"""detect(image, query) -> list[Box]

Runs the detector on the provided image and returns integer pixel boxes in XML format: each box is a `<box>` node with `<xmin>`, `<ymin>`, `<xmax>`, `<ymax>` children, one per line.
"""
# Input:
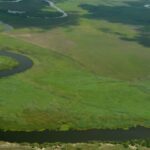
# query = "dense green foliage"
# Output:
<box><xmin>0</xmin><ymin>55</ymin><xmax>18</xmax><ymax>71</ymax></box>
<box><xmin>0</xmin><ymin>0</ymin><xmax>149</xmax><ymax>131</ymax></box>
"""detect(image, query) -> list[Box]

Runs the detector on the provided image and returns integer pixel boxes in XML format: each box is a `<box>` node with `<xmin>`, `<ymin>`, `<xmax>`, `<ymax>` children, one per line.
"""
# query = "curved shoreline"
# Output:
<box><xmin>0</xmin><ymin>126</ymin><xmax>150</xmax><ymax>143</ymax></box>
<box><xmin>0</xmin><ymin>51</ymin><xmax>33</xmax><ymax>77</ymax></box>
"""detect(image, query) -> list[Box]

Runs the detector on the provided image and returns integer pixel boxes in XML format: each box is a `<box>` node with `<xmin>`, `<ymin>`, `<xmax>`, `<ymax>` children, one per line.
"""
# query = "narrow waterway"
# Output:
<box><xmin>0</xmin><ymin>126</ymin><xmax>150</xmax><ymax>143</ymax></box>
<box><xmin>0</xmin><ymin>51</ymin><xmax>33</xmax><ymax>77</ymax></box>
<box><xmin>43</xmin><ymin>0</ymin><xmax>68</xmax><ymax>18</ymax></box>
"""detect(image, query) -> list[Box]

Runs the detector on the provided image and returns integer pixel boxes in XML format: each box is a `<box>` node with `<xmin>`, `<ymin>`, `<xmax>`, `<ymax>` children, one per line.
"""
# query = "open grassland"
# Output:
<box><xmin>7</xmin><ymin>0</ymin><xmax>150</xmax><ymax>80</ymax></box>
<box><xmin>0</xmin><ymin>0</ymin><xmax>149</xmax><ymax>131</ymax></box>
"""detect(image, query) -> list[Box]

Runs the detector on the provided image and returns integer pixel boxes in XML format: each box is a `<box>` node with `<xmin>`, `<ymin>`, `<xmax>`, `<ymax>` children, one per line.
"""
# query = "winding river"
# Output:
<box><xmin>0</xmin><ymin>0</ymin><xmax>68</xmax><ymax>18</ymax></box>
<box><xmin>43</xmin><ymin>0</ymin><xmax>68</xmax><ymax>18</ymax></box>
<box><xmin>0</xmin><ymin>0</ymin><xmax>68</xmax><ymax>30</ymax></box>
<box><xmin>0</xmin><ymin>51</ymin><xmax>33</xmax><ymax>77</ymax></box>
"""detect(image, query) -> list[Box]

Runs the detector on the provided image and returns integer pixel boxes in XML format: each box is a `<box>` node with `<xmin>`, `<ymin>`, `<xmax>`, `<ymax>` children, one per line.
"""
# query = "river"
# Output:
<box><xmin>0</xmin><ymin>126</ymin><xmax>150</xmax><ymax>143</ymax></box>
<box><xmin>0</xmin><ymin>51</ymin><xmax>33</xmax><ymax>78</ymax></box>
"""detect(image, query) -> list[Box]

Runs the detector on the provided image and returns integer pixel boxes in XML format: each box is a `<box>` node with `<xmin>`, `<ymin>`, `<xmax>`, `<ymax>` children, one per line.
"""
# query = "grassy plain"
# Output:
<box><xmin>0</xmin><ymin>0</ymin><xmax>149</xmax><ymax>131</ymax></box>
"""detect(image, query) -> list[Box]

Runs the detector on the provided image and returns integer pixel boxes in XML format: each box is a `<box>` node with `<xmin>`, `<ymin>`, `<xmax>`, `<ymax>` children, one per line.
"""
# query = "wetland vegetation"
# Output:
<box><xmin>0</xmin><ymin>0</ymin><xmax>149</xmax><ymax>145</ymax></box>
<box><xmin>0</xmin><ymin>55</ymin><xmax>18</xmax><ymax>71</ymax></box>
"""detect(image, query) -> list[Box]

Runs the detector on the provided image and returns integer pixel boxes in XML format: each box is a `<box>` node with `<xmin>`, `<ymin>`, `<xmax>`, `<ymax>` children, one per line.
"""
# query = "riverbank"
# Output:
<box><xmin>0</xmin><ymin>141</ymin><xmax>149</xmax><ymax>150</ymax></box>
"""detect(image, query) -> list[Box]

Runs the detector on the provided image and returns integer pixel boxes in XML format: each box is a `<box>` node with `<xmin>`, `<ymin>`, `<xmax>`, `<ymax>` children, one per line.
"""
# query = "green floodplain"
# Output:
<box><xmin>0</xmin><ymin>0</ymin><xmax>149</xmax><ymax>131</ymax></box>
